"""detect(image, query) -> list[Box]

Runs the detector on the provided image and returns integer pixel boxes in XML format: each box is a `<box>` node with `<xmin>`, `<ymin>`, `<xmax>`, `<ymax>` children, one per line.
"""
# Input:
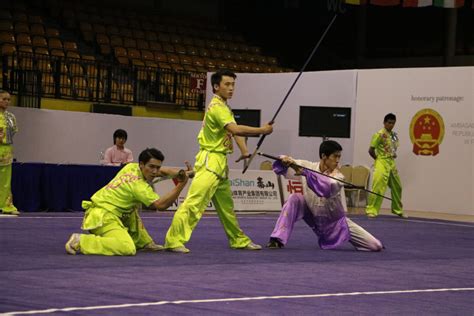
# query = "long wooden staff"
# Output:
<box><xmin>242</xmin><ymin>13</ymin><xmax>338</xmax><ymax>174</ymax></box>
<box><xmin>258</xmin><ymin>152</ymin><xmax>392</xmax><ymax>201</ymax></box>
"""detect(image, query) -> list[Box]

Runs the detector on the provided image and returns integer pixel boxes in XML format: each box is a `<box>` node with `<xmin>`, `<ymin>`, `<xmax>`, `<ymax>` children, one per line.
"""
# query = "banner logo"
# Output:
<box><xmin>190</xmin><ymin>73</ymin><xmax>207</xmax><ymax>94</ymax></box>
<box><xmin>409</xmin><ymin>108</ymin><xmax>444</xmax><ymax>156</ymax></box>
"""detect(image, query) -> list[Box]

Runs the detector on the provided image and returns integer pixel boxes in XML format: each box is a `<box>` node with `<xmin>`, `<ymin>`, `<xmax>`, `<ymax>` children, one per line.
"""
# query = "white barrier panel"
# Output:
<box><xmin>353</xmin><ymin>67</ymin><xmax>474</xmax><ymax>215</ymax></box>
<box><xmin>154</xmin><ymin>169</ymin><xmax>282</xmax><ymax>211</ymax></box>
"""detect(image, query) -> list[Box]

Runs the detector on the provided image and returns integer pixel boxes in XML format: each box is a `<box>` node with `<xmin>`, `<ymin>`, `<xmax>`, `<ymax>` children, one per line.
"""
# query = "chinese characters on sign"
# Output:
<box><xmin>155</xmin><ymin>169</ymin><xmax>282</xmax><ymax>211</ymax></box>
<box><xmin>231</xmin><ymin>175</ymin><xmax>279</xmax><ymax>206</ymax></box>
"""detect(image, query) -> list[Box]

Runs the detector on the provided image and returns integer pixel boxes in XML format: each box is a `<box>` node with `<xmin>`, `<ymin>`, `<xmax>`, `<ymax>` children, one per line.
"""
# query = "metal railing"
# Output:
<box><xmin>1</xmin><ymin>52</ymin><xmax>206</xmax><ymax>110</ymax></box>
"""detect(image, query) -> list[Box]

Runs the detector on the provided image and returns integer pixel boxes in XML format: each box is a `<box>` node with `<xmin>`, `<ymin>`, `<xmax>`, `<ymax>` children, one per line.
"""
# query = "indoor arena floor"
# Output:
<box><xmin>1</xmin><ymin>212</ymin><xmax>473</xmax><ymax>315</ymax></box>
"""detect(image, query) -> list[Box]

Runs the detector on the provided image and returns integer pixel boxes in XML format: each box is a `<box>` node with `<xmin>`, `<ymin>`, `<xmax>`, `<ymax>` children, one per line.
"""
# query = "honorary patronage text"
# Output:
<box><xmin>411</xmin><ymin>95</ymin><xmax>464</xmax><ymax>103</ymax></box>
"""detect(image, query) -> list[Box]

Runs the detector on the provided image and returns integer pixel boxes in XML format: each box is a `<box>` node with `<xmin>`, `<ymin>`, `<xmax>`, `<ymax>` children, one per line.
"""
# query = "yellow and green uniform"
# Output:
<box><xmin>366</xmin><ymin>128</ymin><xmax>403</xmax><ymax>217</ymax></box>
<box><xmin>0</xmin><ymin>110</ymin><xmax>18</xmax><ymax>214</ymax></box>
<box><xmin>78</xmin><ymin>163</ymin><xmax>160</xmax><ymax>255</ymax></box>
<box><xmin>164</xmin><ymin>94</ymin><xmax>252</xmax><ymax>249</ymax></box>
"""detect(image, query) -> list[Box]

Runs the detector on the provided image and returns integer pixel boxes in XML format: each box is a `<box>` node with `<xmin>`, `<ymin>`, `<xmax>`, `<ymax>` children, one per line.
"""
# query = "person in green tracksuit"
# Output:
<box><xmin>65</xmin><ymin>148</ymin><xmax>190</xmax><ymax>255</ymax></box>
<box><xmin>164</xmin><ymin>69</ymin><xmax>274</xmax><ymax>253</ymax></box>
<box><xmin>366</xmin><ymin>113</ymin><xmax>407</xmax><ymax>219</ymax></box>
<box><xmin>0</xmin><ymin>90</ymin><xmax>19</xmax><ymax>216</ymax></box>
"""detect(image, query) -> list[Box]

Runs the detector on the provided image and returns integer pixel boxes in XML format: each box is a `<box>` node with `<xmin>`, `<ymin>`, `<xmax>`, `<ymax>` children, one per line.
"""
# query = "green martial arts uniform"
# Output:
<box><xmin>366</xmin><ymin>128</ymin><xmax>404</xmax><ymax>217</ymax></box>
<box><xmin>164</xmin><ymin>94</ymin><xmax>251</xmax><ymax>249</ymax></box>
<box><xmin>0</xmin><ymin>110</ymin><xmax>18</xmax><ymax>214</ymax></box>
<box><xmin>78</xmin><ymin>163</ymin><xmax>160</xmax><ymax>255</ymax></box>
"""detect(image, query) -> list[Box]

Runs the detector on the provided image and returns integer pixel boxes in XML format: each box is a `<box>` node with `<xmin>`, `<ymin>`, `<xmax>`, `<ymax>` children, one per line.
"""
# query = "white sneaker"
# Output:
<box><xmin>167</xmin><ymin>246</ymin><xmax>190</xmax><ymax>254</ymax></box>
<box><xmin>1</xmin><ymin>209</ymin><xmax>20</xmax><ymax>216</ymax></box>
<box><xmin>65</xmin><ymin>233</ymin><xmax>81</xmax><ymax>255</ymax></box>
<box><xmin>243</xmin><ymin>242</ymin><xmax>262</xmax><ymax>250</ymax></box>
<box><xmin>140</xmin><ymin>242</ymin><xmax>165</xmax><ymax>252</ymax></box>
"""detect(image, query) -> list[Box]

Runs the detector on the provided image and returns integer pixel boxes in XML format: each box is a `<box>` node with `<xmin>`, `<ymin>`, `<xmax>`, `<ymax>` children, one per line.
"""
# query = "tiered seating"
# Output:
<box><xmin>53</xmin><ymin>4</ymin><xmax>286</xmax><ymax>74</ymax></box>
<box><xmin>1</xmin><ymin>0</ymin><xmax>291</xmax><ymax>108</ymax></box>
<box><xmin>0</xmin><ymin>13</ymin><xmax>82</xmax><ymax>57</ymax></box>
<box><xmin>0</xmin><ymin>3</ymin><xmax>98</xmax><ymax>99</ymax></box>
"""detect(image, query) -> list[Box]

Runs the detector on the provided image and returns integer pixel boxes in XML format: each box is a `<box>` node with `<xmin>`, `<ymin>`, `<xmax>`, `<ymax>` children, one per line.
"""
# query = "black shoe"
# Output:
<box><xmin>266</xmin><ymin>237</ymin><xmax>284</xmax><ymax>249</ymax></box>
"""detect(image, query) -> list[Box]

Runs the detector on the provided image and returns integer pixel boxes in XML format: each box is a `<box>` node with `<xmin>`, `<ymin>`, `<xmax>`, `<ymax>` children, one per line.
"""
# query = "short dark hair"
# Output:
<box><xmin>319</xmin><ymin>140</ymin><xmax>342</xmax><ymax>159</ymax></box>
<box><xmin>211</xmin><ymin>69</ymin><xmax>236</xmax><ymax>93</ymax></box>
<box><xmin>384</xmin><ymin>113</ymin><xmax>396</xmax><ymax>122</ymax></box>
<box><xmin>113</xmin><ymin>129</ymin><xmax>128</xmax><ymax>144</ymax></box>
<box><xmin>139</xmin><ymin>148</ymin><xmax>165</xmax><ymax>164</ymax></box>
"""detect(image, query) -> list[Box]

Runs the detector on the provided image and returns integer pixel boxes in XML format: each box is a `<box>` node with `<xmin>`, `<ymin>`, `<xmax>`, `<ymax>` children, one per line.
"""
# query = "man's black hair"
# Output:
<box><xmin>113</xmin><ymin>129</ymin><xmax>128</xmax><ymax>144</ymax></box>
<box><xmin>319</xmin><ymin>140</ymin><xmax>342</xmax><ymax>159</ymax></box>
<box><xmin>384</xmin><ymin>113</ymin><xmax>396</xmax><ymax>123</ymax></box>
<box><xmin>211</xmin><ymin>69</ymin><xmax>236</xmax><ymax>93</ymax></box>
<box><xmin>138</xmin><ymin>148</ymin><xmax>165</xmax><ymax>164</ymax></box>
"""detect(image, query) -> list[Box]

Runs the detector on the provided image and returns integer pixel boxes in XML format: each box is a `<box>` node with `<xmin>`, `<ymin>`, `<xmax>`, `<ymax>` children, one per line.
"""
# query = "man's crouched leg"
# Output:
<box><xmin>78</xmin><ymin>230</ymin><xmax>137</xmax><ymax>256</ymax></box>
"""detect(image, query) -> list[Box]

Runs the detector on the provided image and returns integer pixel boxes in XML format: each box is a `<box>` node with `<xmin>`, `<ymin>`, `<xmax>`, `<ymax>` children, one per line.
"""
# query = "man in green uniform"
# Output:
<box><xmin>65</xmin><ymin>148</ymin><xmax>189</xmax><ymax>255</ymax></box>
<box><xmin>164</xmin><ymin>69</ymin><xmax>273</xmax><ymax>253</ymax></box>
<box><xmin>0</xmin><ymin>90</ymin><xmax>19</xmax><ymax>215</ymax></box>
<box><xmin>366</xmin><ymin>113</ymin><xmax>407</xmax><ymax>218</ymax></box>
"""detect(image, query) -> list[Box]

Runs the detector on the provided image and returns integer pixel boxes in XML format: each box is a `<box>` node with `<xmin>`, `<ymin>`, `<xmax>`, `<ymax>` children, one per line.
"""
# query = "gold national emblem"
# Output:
<box><xmin>409</xmin><ymin>108</ymin><xmax>444</xmax><ymax>156</ymax></box>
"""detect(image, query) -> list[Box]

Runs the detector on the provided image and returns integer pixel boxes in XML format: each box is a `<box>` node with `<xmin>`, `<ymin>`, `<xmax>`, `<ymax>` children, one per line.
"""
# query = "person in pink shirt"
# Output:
<box><xmin>103</xmin><ymin>129</ymin><xmax>134</xmax><ymax>166</ymax></box>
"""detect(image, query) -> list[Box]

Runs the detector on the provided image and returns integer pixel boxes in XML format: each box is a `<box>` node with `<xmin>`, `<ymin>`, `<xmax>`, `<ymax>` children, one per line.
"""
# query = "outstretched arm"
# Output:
<box><xmin>152</xmin><ymin>177</ymin><xmax>188</xmax><ymax>211</ymax></box>
<box><xmin>158</xmin><ymin>166</ymin><xmax>181</xmax><ymax>177</ymax></box>
<box><xmin>157</xmin><ymin>161</ymin><xmax>194</xmax><ymax>180</ymax></box>
<box><xmin>225</xmin><ymin>122</ymin><xmax>273</xmax><ymax>137</ymax></box>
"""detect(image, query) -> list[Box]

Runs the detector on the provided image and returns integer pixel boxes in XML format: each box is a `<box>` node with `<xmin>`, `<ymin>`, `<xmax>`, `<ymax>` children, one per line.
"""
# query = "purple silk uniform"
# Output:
<box><xmin>271</xmin><ymin>160</ymin><xmax>351</xmax><ymax>249</ymax></box>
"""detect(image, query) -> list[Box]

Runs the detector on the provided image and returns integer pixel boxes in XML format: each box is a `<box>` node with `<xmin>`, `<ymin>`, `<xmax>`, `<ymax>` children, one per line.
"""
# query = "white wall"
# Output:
<box><xmin>10</xmin><ymin>107</ymin><xmax>202</xmax><ymax>167</ymax></box>
<box><xmin>353</xmin><ymin>67</ymin><xmax>473</xmax><ymax>215</ymax></box>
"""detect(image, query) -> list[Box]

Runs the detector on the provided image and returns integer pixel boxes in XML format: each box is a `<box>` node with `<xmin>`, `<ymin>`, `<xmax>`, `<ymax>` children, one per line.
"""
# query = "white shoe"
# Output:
<box><xmin>140</xmin><ymin>242</ymin><xmax>165</xmax><ymax>252</ymax></box>
<box><xmin>167</xmin><ymin>246</ymin><xmax>190</xmax><ymax>253</ymax></box>
<box><xmin>243</xmin><ymin>242</ymin><xmax>262</xmax><ymax>250</ymax></box>
<box><xmin>1</xmin><ymin>209</ymin><xmax>20</xmax><ymax>216</ymax></box>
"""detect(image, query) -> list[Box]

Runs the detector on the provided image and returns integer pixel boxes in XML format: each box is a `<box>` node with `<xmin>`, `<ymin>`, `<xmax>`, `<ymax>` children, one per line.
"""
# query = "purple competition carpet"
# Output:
<box><xmin>1</xmin><ymin>212</ymin><xmax>473</xmax><ymax>315</ymax></box>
